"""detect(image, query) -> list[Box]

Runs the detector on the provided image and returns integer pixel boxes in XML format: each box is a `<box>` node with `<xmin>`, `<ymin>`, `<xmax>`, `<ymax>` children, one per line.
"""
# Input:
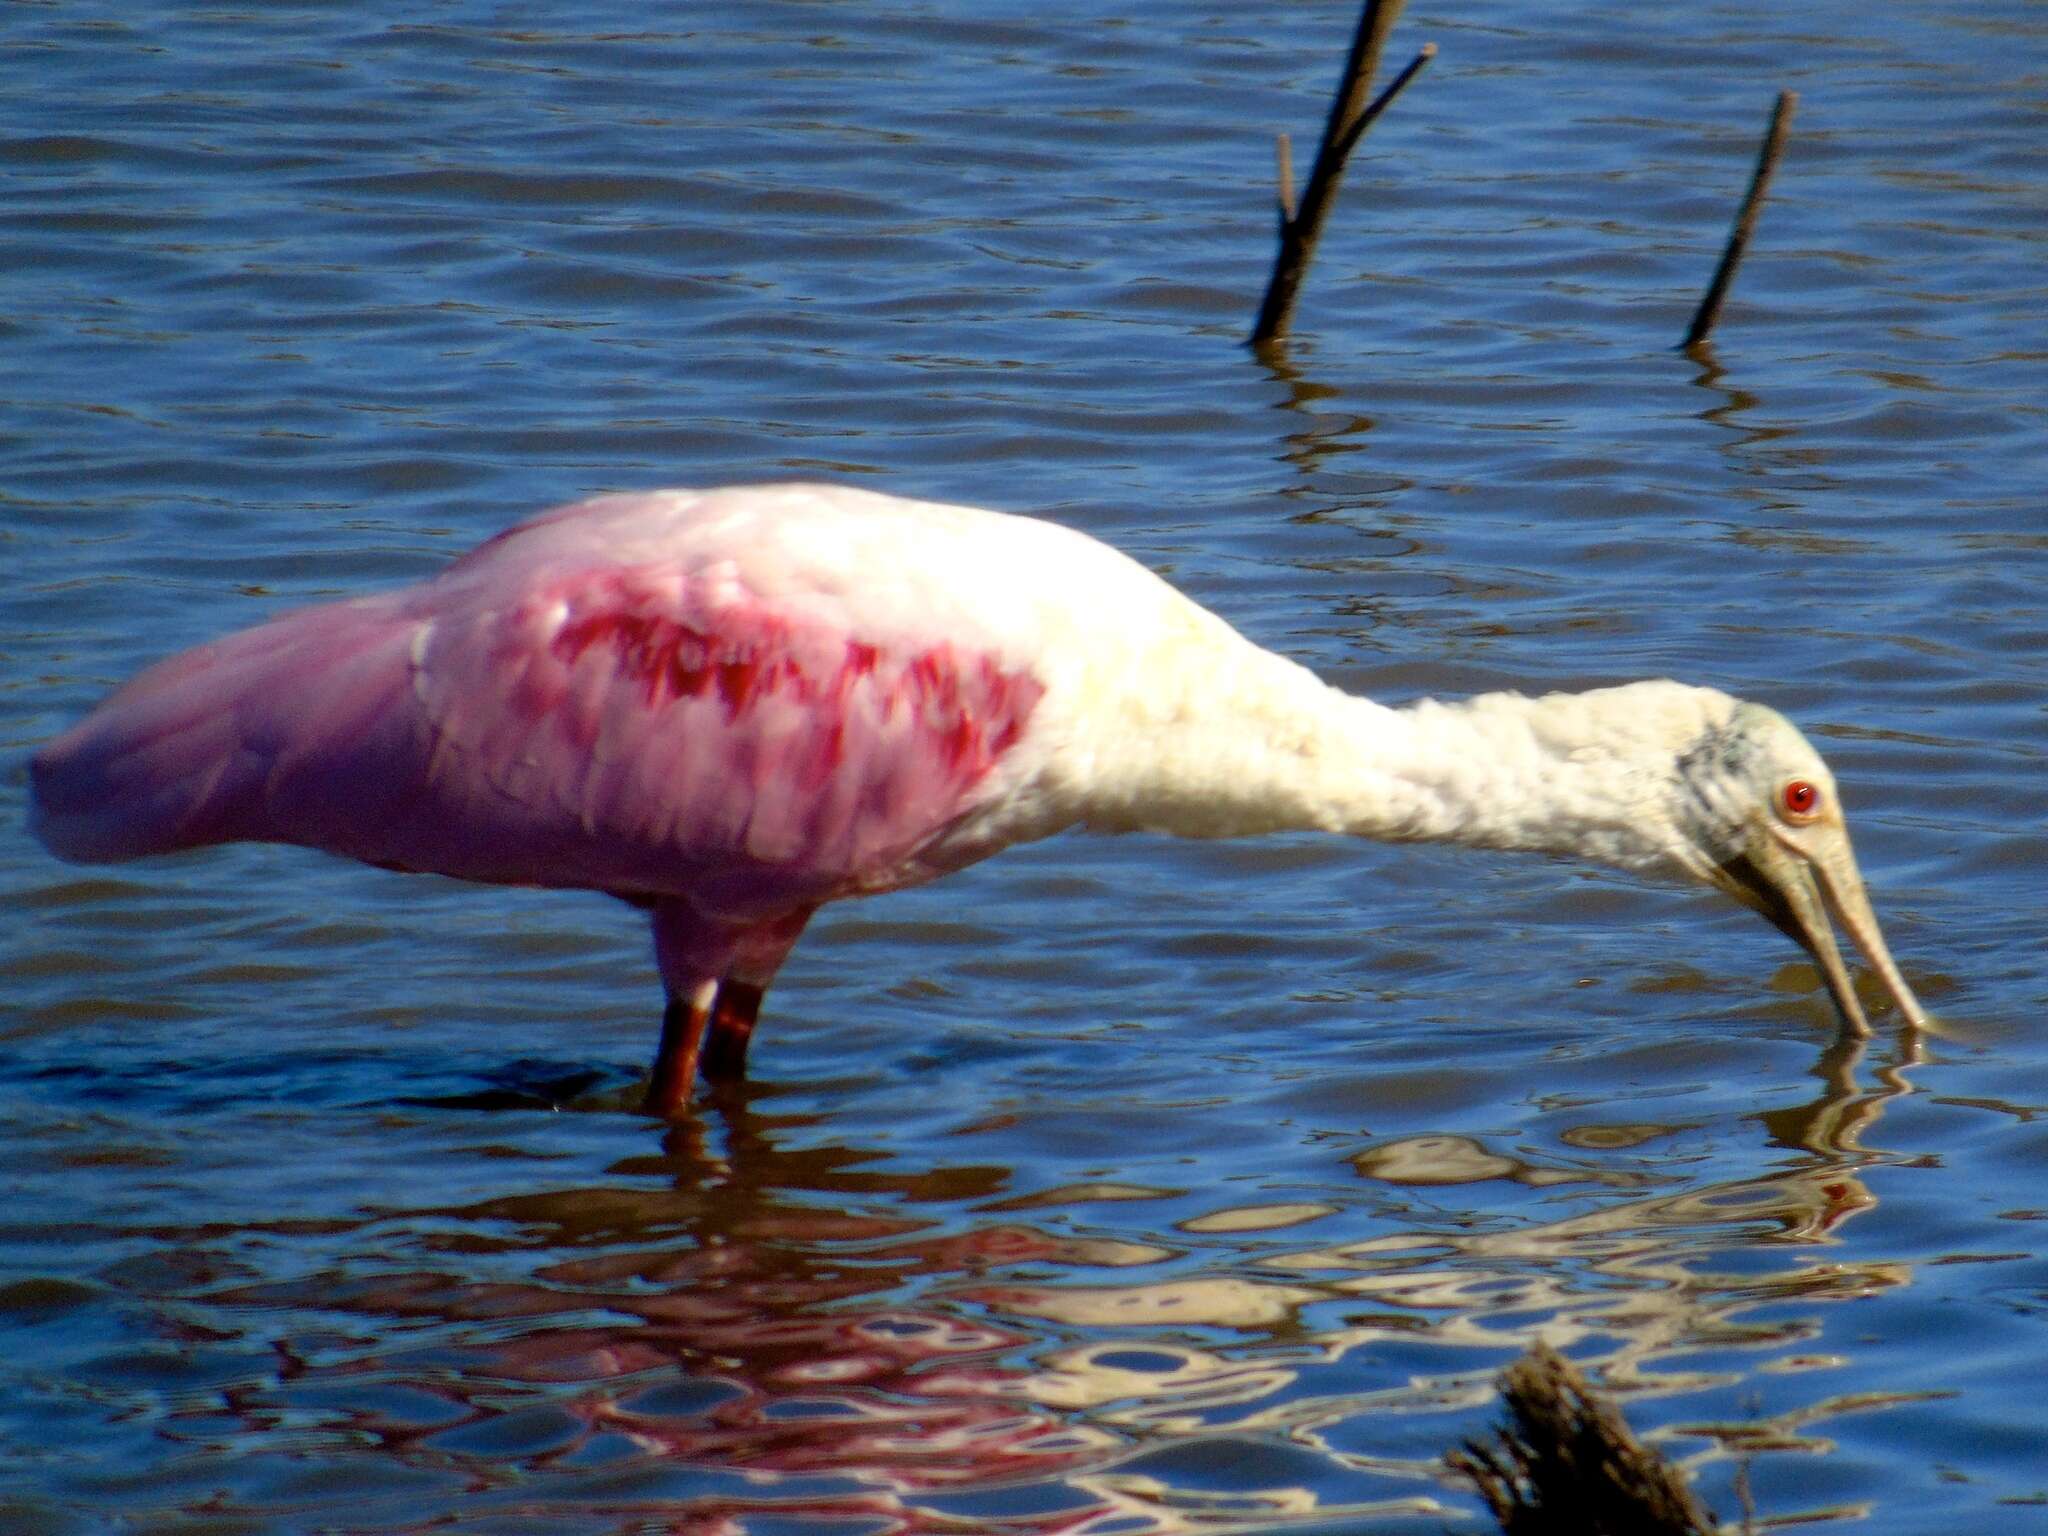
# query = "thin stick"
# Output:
<box><xmin>1682</xmin><ymin>90</ymin><xmax>1797</xmax><ymax>350</ymax></box>
<box><xmin>1275</xmin><ymin>132</ymin><xmax>1296</xmax><ymax>225</ymax></box>
<box><xmin>1332</xmin><ymin>43</ymin><xmax>1435</xmax><ymax>164</ymax></box>
<box><xmin>1250</xmin><ymin>0</ymin><xmax>1432</xmax><ymax>348</ymax></box>
<box><xmin>1251</xmin><ymin>42</ymin><xmax>1432</xmax><ymax>345</ymax></box>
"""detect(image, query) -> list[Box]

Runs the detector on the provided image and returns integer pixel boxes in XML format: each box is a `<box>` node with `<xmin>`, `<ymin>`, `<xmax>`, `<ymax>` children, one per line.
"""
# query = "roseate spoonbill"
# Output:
<box><xmin>30</xmin><ymin>483</ymin><xmax>1927</xmax><ymax>1113</ymax></box>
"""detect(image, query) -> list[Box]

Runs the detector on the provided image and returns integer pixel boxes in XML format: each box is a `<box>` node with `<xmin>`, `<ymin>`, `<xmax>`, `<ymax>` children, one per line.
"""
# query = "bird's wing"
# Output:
<box><xmin>33</xmin><ymin>546</ymin><xmax>1045</xmax><ymax>917</ymax></box>
<box><xmin>395</xmin><ymin>554</ymin><xmax>1046</xmax><ymax>911</ymax></box>
<box><xmin>34</xmin><ymin>485</ymin><xmax>1187</xmax><ymax>904</ymax></box>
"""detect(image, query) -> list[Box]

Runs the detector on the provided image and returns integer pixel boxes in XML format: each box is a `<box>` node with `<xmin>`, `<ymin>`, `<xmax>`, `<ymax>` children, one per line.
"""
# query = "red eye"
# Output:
<box><xmin>1782</xmin><ymin>779</ymin><xmax>1821</xmax><ymax>819</ymax></box>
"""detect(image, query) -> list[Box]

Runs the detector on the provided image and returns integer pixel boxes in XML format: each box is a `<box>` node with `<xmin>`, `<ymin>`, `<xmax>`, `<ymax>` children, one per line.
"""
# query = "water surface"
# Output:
<box><xmin>4</xmin><ymin>3</ymin><xmax>2045</xmax><ymax>1531</ymax></box>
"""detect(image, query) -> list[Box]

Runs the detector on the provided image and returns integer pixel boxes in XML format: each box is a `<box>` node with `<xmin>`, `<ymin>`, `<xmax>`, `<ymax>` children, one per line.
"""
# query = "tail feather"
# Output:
<box><xmin>30</xmin><ymin>597</ymin><xmax>419</xmax><ymax>865</ymax></box>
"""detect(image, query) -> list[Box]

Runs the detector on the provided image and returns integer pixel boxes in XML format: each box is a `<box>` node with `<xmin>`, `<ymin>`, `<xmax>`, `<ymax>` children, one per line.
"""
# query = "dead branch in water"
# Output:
<box><xmin>1249</xmin><ymin>0</ymin><xmax>1433</xmax><ymax>349</ymax></box>
<box><xmin>1448</xmin><ymin>1343</ymin><xmax>1718</xmax><ymax>1536</ymax></box>
<box><xmin>1683</xmin><ymin>90</ymin><xmax>1798</xmax><ymax>350</ymax></box>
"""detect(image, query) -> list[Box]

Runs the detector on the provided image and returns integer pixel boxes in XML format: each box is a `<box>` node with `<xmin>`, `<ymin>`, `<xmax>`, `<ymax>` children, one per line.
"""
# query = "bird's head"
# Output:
<box><xmin>1662</xmin><ymin>698</ymin><xmax>1926</xmax><ymax>1035</ymax></box>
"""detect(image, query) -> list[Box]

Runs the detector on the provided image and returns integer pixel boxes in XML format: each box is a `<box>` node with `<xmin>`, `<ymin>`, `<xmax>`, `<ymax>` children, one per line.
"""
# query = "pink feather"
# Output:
<box><xmin>32</xmin><ymin>487</ymin><xmax>1048</xmax><ymax>1105</ymax></box>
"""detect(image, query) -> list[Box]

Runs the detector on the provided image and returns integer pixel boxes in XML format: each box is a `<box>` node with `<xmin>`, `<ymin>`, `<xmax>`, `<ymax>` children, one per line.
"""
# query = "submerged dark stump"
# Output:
<box><xmin>1449</xmin><ymin>1343</ymin><xmax>1717</xmax><ymax>1536</ymax></box>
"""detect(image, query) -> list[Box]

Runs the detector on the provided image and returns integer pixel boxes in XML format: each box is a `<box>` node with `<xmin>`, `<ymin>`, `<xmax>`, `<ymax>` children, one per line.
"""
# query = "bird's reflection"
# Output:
<box><xmin>195</xmin><ymin>1029</ymin><xmax>1931</xmax><ymax>1533</ymax></box>
<box><xmin>1761</xmin><ymin>1019</ymin><xmax>1924</xmax><ymax>1159</ymax></box>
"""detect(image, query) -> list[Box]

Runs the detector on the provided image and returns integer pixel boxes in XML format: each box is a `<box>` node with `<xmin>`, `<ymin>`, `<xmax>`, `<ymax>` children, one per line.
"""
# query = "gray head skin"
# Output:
<box><xmin>1667</xmin><ymin>700</ymin><xmax>1926</xmax><ymax>1035</ymax></box>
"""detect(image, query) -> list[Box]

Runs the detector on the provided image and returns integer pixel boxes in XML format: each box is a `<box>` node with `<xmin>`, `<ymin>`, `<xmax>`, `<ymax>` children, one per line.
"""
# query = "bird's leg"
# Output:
<box><xmin>644</xmin><ymin>978</ymin><xmax>717</xmax><ymax>1118</ymax></box>
<box><xmin>702</xmin><ymin>980</ymin><xmax>766</xmax><ymax>1080</ymax></box>
<box><xmin>701</xmin><ymin>905</ymin><xmax>815</xmax><ymax>1083</ymax></box>
<box><xmin>644</xmin><ymin>900</ymin><xmax>812</xmax><ymax>1101</ymax></box>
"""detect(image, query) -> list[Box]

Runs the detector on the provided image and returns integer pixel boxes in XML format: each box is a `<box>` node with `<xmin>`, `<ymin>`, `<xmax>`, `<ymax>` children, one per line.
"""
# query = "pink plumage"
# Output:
<box><xmin>33</xmin><ymin>484</ymin><xmax>1067</xmax><ymax>1111</ymax></box>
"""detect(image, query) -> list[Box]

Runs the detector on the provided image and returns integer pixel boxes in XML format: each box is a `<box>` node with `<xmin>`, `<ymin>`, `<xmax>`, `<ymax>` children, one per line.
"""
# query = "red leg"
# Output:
<box><xmin>644</xmin><ymin>979</ymin><xmax>715</xmax><ymax>1118</ymax></box>
<box><xmin>703</xmin><ymin>906</ymin><xmax>816</xmax><ymax>1082</ymax></box>
<box><xmin>644</xmin><ymin>901</ymin><xmax>739</xmax><ymax>1115</ymax></box>
<box><xmin>643</xmin><ymin>899</ymin><xmax>815</xmax><ymax>1105</ymax></box>
<box><xmin>702</xmin><ymin>980</ymin><xmax>765</xmax><ymax>1080</ymax></box>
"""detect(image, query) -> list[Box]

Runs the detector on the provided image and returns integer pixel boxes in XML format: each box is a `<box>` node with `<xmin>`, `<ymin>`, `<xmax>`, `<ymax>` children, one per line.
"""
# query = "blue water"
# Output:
<box><xmin>4</xmin><ymin>3</ymin><xmax>2045</xmax><ymax>1531</ymax></box>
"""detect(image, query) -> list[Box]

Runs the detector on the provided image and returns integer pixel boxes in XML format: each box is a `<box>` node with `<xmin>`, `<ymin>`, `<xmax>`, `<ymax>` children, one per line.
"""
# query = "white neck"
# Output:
<box><xmin>1079</xmin><ymin>651</ymin><xmax>1736</xmax><ymax>877</ymax></box>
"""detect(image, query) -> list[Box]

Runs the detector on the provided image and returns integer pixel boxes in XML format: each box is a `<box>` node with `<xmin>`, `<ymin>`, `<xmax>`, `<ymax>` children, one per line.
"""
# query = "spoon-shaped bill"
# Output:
<box><xmin>1714</xmin><ymin>820</ymin><xmax>1926</xmax><ymax>1035</ymax></box>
